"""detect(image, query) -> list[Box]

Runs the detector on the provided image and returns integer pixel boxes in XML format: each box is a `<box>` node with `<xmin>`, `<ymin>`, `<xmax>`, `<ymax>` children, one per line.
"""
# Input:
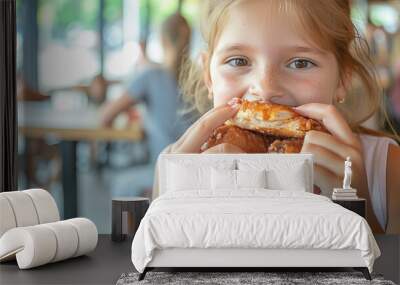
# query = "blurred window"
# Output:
<box><xmin>181</xmin><ymin>0</ymin><xmax>203</xmax><ymax>58</ymax></box>
<box><xmin>104</xmin><ymin>0</ymin><xmax>140</xmax><ymax>79</ymax></box>
<box><xmin>16</xmin><ymin>0</ymin><xmax>24</xmax><ymax>72</ymax></box>
<box><xmin>370</xmin><ymin>4</ymin><xmax>399</xmax><ymax>34</ymax></box>
<box><xmin>38</xmin><ymin>0</ymin><xmax>100</xmax><ymax>90</ymax></box>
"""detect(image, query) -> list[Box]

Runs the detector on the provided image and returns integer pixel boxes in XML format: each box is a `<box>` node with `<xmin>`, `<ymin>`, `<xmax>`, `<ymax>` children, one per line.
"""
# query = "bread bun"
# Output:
<box><xmin>226</xmin><ymin>99</ymin><xmax>326</xmax><ymax>138</ymax></box>
<box><xmin>201</xmin><ymin>99</ymin><xmax>326</xmax><ymax>153</ymax></box>
<box><xmin>200</xmin><ymin>125</ymin><xmax>270</xmax><ymax>153</ymax></box>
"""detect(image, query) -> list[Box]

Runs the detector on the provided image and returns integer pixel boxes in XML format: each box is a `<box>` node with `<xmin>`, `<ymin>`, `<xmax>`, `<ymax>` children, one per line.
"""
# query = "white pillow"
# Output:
<box><xmin>211</xmin><ymin>168</ymin><xmax>236</xmax><ymax>190</ymax></box>
<box><xmin>266</xmin><ymin>162</ymin><xmax>308</xmax><ymax>191</ymax></box>
<box><xmin>211</xmin><ymin>169</ymin><xmax>267</xmax><ymax>190</ymax></box>
<box><xmin>160</xmin><ymin>155</ymin><xmax>238</xmax><ymax>194</ymax></box>
<box><xmin>167</xmin><ymin>162</ymin><xmax>211</xmax><ymax>191</ymax></box>
<box><xmin>237</xmin><ymin>156</ymin><xmax>311</xmax><ymax>192</ymax></box>
<box><xmin>236</xmin><ymin>169</ymin><xmax>267</xmax><ymax>189</ymax></box>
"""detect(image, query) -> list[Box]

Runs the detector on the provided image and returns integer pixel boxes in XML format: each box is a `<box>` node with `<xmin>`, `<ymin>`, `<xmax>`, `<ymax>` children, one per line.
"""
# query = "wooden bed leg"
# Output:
<box><xmin>138</xmin><ymin>268</ymin><xmax>148</xmax><ymax>281</ymax></box>
<box><xmin>354</xmin><ymin>267</ymin><xmax>371</xmax><ymax>280</ymax></box>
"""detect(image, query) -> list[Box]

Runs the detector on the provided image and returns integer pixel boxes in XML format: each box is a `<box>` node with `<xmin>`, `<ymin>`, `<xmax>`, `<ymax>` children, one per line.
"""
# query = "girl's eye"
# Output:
<box><xmin>287</xmin><ymin>59</ymin><xmax>315</xmax><ymax>69</ymax></box>
<box><xmin>226</xmin><ymin>57</ymin><xmax>249</xmax><ymax>67</ymax></box>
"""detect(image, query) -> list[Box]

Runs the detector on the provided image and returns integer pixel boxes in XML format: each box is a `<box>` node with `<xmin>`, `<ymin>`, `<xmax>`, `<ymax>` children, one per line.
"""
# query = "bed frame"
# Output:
<box><xmin>138</xmin><ymin>248</ymin><xmax>371</xmax><ymax>281</ymax></box>
<box><xmin>138</xmin><ymin>154</ymin><xmax>372</xmax><ymax>281</ymax></box>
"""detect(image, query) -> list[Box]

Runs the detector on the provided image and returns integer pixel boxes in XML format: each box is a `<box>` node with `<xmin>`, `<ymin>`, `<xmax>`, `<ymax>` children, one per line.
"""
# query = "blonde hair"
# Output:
<box><xmin>179</xmin><ymin>0</ymin><xmax>394</xmax><ymax>134</ymax></box>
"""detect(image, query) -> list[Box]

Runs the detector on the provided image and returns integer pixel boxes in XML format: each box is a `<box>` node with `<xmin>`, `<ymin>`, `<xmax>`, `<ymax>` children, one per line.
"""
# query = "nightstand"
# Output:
<box><xmin>332</xmin><ymin>198</ymin><xmax>366</xmax><ymax>218</ymax></box>
<box><xmin>112</xmin><ymin>197</ymin><xmax>150</xmax><ymax>242</ymax></box>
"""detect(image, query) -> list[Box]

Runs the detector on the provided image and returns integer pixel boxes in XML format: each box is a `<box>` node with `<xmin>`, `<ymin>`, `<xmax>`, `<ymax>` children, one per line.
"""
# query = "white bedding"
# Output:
<box><xmin>131</xmin><ymin>190</ymin><xmax>380</xmax><ymax>273</ymax></box>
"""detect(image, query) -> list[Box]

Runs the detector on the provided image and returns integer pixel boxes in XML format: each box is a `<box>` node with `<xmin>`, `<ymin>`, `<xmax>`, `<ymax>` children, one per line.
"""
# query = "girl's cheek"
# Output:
<box><xmin>211</xmin><ymin>70</ymin><xmax>247</xmax><ymax>107</ymax></box>
<box><xmin>286</xmin><ymin>77</ymin><xmax>335</xmax><ymax>105</ymax></box>
<box><xmin>213</xmin><ymin>93</ymin><xmax>237</xmax><ymax>107</ymax></box>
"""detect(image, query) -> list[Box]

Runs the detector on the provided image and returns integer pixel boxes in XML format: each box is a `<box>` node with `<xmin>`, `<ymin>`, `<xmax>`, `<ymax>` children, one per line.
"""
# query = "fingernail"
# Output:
<box><xmin>293</xmin><ymin>106</ymin><xmax>304</xmax><ymax>112</ymax></box>
<box><xmin>230</xmin><ymin>102</ymin><xmax>241</xmax><ymax>109</ymax></box>
<box><xmin>228</xmin><ymin>98</ymin><xmax>241</xmax><ymax>110</ymax></box>
<box><xmin>200</xmin><ymin>142</ymin><xmax>208</xmax><ymax>152</ymax></box>
<box><xmin>227</xmin><ymin>97</ymin><xmax>240</xmax><ymax>106</ymax></box>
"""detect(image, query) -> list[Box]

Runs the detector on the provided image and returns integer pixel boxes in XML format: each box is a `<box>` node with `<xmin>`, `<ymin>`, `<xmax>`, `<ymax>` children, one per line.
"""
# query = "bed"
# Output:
<box><xmin>131</xmin><ymin>154</ymin><xmax>380</xmax><ymax>281</ymax></box>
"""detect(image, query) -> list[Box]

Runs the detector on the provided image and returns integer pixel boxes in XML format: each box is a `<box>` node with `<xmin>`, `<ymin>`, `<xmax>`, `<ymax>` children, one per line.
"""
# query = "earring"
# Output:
<box><xmin>337</xmin><ymin>97</ymin><xmax>345</xmax><ymax>104</ymax></box>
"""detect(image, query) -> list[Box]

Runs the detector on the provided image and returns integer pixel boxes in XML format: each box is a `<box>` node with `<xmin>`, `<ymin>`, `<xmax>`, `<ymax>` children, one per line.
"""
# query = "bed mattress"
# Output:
<box><xmin>131</xmin><ymin>190</ymin><xmax>380</xmax><ymax>273</ymax></box>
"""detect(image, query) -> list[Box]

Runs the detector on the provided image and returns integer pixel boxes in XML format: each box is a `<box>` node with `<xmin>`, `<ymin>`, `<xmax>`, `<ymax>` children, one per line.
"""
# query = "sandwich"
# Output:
<box><xmin>201</xmin><ymin>98</ymin><xmax>327</xmax><ymax>153</ymax></box>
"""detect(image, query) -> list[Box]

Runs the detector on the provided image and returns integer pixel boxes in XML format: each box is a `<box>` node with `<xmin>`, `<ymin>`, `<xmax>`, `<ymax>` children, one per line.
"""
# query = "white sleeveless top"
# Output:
<box><xmin>359</xmin><ymin>134</ymin><xmax>398</xmax><ymax>231</ymax></box>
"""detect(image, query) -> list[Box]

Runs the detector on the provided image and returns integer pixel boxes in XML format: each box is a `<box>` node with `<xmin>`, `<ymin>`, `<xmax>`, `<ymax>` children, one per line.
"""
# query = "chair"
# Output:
<box><xmin>0</xmin><ymin>189</ymin><xmax>98</xmax><ymax>269</ymax></box>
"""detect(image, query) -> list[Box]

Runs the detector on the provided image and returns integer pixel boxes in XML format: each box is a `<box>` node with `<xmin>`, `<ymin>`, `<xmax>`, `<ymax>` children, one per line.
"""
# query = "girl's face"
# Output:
<box><xmin>206</xmin><ymin>0</ymin><xmax>346</xmax><ymax>107</ymax></box>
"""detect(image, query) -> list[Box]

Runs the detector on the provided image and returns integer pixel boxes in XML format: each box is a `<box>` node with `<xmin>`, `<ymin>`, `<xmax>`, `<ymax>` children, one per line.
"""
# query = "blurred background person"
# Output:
<box><xmin>362</xmin><ymin>15</ymin><xmax>392</xmax><ymax>131</ymax></box>
<box><xmin>101</xmin><ymin>13</ymin><xmax>191</xmax><ymax>163</ymax></box>
<box><xmin>100</xmin><ymin>12</ymin><xmax>192</xmax><ymax>197</ymax></box>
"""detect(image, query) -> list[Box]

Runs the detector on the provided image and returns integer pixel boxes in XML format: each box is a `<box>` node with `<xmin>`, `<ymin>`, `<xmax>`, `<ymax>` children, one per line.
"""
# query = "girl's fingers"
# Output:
<box><xmin>294</xmin><ymin>103</ymin><xmax>361</xmax><ymax>150</ymax></box>
<box><xmin>180</xmin><ymin>105</ymin><xmax>240</xmax><ymax>153</ymax></box>
<box><xmin>313</xmin><ymin>164</ymin><xmax>340</xmax><ymax>196</ymax></box>
<box><xmin>303</xmin><ymin>131</ymin><xmax>363</xmax><ymax>167</ymax></box>
<box><xmin>301</xmin><ymin>134</ymin><xmax>365</xmax><ymax>196</ymax></box>
<box><xmin>172</xmin><ymin>107</ymin><xmax>217</xmax><ymax>151</ymax></box>
<box><xmin>174</xmin><ymin>100</ymin><xmax>241</xmax><ymax>153</ymax></box>
<box><xmin>173</xmin><ymin>102</ymin><xmax>234</xmax><ymax>152</ymax></box>
<box><xmin>301</xmin><ymin>141</ymin><xmax>344</xmax><ymax>178</ymax></box>
<box><xmin>202</xmin><ymin>143</ymin><xmax>246</xmax><ymax>154</ymax></box>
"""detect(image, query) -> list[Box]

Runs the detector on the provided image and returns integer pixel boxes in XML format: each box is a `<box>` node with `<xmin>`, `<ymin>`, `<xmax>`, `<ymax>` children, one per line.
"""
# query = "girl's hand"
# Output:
<box><xmin>170</xmin><ymin>98</ymin><xmax>244</xmax><ymax>154</ymax></box>
<box><xmin>293</xmin><ymin>103</ymin><xmax>367</xmax><ymax>196</ymax></box>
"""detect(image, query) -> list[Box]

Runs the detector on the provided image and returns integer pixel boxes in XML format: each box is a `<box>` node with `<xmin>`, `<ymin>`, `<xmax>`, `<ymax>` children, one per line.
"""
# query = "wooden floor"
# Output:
<box><xmin>374</xmin><ymin>235</ymin><xmax>400</xmax><ymax>283</ymax></box>
<box><xmin>0</xmin><ymin>235</ymin><xmax>133</xmax><ymax>285</ymax></box>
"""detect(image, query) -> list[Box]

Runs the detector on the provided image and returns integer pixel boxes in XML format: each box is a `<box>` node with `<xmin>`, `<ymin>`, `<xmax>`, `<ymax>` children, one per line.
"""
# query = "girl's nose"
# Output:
<box><xmin>247</xmin><ymin>69</ymin><xmax>283</xmax><ymax>102</ymax></box>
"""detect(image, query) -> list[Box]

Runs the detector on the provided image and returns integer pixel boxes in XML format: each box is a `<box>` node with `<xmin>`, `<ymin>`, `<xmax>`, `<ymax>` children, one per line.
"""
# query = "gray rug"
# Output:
<box><xmin>116</xmin><ymin>271</ymin><xmax>396</xmax><ymax>285</ymax></box>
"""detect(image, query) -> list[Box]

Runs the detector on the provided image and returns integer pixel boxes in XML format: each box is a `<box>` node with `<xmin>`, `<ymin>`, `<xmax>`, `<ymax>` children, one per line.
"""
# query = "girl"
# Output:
<box><xmin>153</xmin><ymin>0</ymin><xmax>400</xmax><ymax>234</ymax></box>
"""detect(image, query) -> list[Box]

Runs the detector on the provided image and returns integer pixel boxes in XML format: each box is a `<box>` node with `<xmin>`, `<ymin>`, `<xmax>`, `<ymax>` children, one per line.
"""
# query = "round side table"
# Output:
<box><xmin>112</xmin><ymin>197</ymin><xmax>149</xmax><ymax>242</ymax></box>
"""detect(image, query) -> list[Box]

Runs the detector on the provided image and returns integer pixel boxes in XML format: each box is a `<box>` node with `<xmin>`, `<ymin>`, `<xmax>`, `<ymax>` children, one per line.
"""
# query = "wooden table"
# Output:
<box><xmin>18</xmin><ymin>102</ymin><xmax>144</xmax><ymax>219</ymax></box>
